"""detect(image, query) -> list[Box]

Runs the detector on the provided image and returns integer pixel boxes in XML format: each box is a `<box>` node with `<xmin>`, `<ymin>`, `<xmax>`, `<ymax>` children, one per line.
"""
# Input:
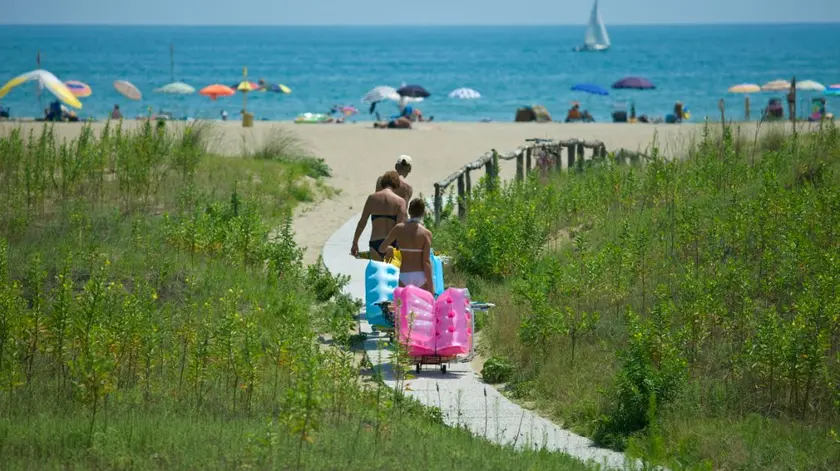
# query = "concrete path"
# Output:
<box><xmin>322</xmin><ymin>214</ymin><xmax>639</xmax><ymax>470</ymax></box>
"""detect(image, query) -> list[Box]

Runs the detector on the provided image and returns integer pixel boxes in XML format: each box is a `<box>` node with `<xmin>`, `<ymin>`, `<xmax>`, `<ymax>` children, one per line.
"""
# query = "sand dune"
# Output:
<box><xmin>1</xmin><ymin>119</ymin><xmax>798</xmax><ymax>263</ymax></box>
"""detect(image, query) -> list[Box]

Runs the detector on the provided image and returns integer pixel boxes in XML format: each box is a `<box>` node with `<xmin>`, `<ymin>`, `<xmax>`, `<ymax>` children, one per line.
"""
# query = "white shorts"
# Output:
<box><xmin>399</xmin><ymin>271</ymin><xmax>426</xmax><ymax>288</ymax></box>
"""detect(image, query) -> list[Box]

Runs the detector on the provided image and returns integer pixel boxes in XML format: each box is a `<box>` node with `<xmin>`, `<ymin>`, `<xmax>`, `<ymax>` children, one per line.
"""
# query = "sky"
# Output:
<box><xmin>2</xmin><ymin>0</ymin><xmax>840</xmax><ymax>25</ymax></box>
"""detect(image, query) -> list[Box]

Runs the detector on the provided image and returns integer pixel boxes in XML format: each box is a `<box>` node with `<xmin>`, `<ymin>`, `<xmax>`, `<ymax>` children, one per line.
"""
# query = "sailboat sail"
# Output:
<box><xmin>583</xmin><ymin>0</ymin><xmax>610</xmax><ymax>49</ymax></box>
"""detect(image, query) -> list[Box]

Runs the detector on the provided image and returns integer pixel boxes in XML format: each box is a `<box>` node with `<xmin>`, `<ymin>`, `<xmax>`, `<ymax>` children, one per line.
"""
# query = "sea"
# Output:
<box><xmin>1</xmin><ymin>24</ymin><xmax>838</xmax><ymax>123</ymax></box>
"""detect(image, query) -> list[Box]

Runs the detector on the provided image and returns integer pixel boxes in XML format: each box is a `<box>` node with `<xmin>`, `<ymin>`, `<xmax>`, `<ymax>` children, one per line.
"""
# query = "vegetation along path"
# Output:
<box><xmin>322</xmin><ymin>214</ymin><xmax>637</xmax><ymax>470</ymax></box>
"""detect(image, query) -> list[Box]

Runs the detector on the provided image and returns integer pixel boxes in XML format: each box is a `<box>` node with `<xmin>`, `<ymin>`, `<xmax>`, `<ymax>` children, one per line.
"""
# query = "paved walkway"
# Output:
<box><xmin>322</xmin><ymin>214</ymin><xmax>638</xmax><ymax>470</ymax></box>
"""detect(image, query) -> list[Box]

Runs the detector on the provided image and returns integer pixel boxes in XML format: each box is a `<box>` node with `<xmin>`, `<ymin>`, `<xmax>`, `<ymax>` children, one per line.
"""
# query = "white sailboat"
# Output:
<box><xmin>574</xmin><ymin>0</ymin><xmax>610</xmax><ymax>52</ymax></box>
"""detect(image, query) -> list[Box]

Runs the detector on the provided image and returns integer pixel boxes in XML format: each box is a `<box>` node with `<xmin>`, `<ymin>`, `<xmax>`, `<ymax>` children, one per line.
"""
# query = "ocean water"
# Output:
<box><xmin>0</xmin><ymin>24</ymin><xmax>838</xmax><ymax>122</ymax></box>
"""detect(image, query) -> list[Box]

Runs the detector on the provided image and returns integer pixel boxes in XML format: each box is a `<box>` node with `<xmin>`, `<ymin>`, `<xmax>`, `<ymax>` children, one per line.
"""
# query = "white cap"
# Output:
<box><xmin>396</xmin><ymin>154</ymin><xmax>413</xmax><ymax>166</ymax></box>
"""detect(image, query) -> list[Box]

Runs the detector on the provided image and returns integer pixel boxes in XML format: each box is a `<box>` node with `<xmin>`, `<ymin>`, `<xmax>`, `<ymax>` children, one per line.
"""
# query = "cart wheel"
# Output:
<box><xmin>416</xmin><ymin>363</ymin><xmax>421</xmax><ymax>373</ymax></box>
<box><xmin>441</xmin><ymin>364</ymin><xmax>447</xmax><ymax>374</ymax></box>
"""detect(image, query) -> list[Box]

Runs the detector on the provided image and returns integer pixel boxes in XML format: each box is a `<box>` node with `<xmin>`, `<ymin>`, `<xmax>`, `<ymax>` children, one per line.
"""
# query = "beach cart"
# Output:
<box><xmin>379</xmin><ymin>294</ymin><xmax>494</xmax><ymax>374</ymax></box>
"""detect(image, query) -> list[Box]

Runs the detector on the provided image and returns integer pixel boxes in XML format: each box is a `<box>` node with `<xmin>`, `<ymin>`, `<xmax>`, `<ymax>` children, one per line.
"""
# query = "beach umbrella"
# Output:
<box><xmin>155</xmin><ymin>82</ymin><xmax>195</xmax><ymax>94</ymax></box>
<box><xmin>571</xmin><ymin>83</ymin><xmax>609</xmax><ymax>96</ymax></box>
<box><xmin>796</xmin><ymin>80</ymin><xmax>825</xmax><ymax>91</ymax></box>
<box><xmin>397</xmin><ymin>84</ymin><xmax>431</xmax><ymax>98</ymax></box>
<box><xmin>728</xmin><ymin>84</ymin><xmax>760</xmax><ymax>120</ymax></box>
<box><xmin>199</xmin><ymin>84</ymin><xmax>235</xmax><ymax>100</ymax></box>
<box><xmin>0</xmin><ymin>69</ymin><xmax>82</xmax><ymax>109</ymax></box>
<box><xmin>64</xmin><ymin>80</ymin><xmax>92</xmax><ymax>98</ymax></box>
<box><xmin>825</xmin><ymin>88</ymin><xmax>840</xmax><ymax>97</ymax></box>
<box><xmin>114</xmin><ymin>80</ymin><xmax>142</xmax><ymax>100</ymax></box>
<box><xmin>728</xmin><ymin>83</ymin><xmax>761</xmax><ymax>94</ymax></box>
<box><xmin>449</xmin><ymin>87</ymin><xmax>481</xmax><ymax>99</ymax></box>
<box><xmin>830</xmin><ymin>84</ymin><xmax>840</xmax><ymax>89</ymax></box>
<box><xmin>761</xmin><ymin>80</ymin><xmax>791</xmax><ymax>91</ymax></box>
<box><xmin>612</xmin><ymin>77</ymin><xmax>655</xmax><ymax>90</ymax></box>
<box><xmin>362</xmin><ymin>85</ymin><xmax>400</xmax><ymax>103</ymax></box>
<box><xmin>231</xmin><ymin>81</ymin><xmax>260</xmax><ymax>92</ymax></box>
<box><xmin>263</xmin><ymin>83</ymin><xmax>291</xmax><ymax>94</ymax></box>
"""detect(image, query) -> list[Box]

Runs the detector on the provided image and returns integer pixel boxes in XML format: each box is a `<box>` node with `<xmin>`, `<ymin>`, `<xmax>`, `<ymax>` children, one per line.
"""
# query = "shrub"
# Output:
<box><xmin>482</xmin><ymin>355</ymin><xmax>514</xmax><ymax>384</ymax></box>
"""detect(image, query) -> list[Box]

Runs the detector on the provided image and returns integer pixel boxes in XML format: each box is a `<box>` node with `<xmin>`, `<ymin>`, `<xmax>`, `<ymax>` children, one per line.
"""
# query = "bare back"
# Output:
<box><xmin>389</xmin><ymin>221</ymin><xmax>431</xmax><ymax>273</ymax></box>
<box><xmin>364</xmin><ymin>189</ymin><xmax>405</xmax><ymax>241</ymax></box>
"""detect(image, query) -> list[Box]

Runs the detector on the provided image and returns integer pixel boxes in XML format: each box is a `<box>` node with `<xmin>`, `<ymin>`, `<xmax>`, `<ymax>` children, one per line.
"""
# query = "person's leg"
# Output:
<box><xmin>368</xmin><ymin>240</ymin><xmax>386</xmax><ymax>261</ymax></box>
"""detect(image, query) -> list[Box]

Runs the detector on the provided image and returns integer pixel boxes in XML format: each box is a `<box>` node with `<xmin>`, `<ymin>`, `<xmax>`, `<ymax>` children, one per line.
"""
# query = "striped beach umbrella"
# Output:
<box><xmin>761</xmin><ymin>80</ymin><xmax>791</xmax><ymax>91</ymax></box>
<box><xmin>114</xmin><ymin>80</ymin><xmax>142</xmax><ymax>100</ymax></box>
<box><xmin>449</xmin><ymin>87</ymin><xmax>481</xmax><ymax>99</ymax></box>
<box><xmin>258</xmin><ymin>83</ymin><xmax>292</xmax><ymax>94</ymax></box>
<box><xmin>728</xmin><ymin>83</ymin><xmax>760</xmax><ymax>94</ymax></box>
<box><xmin>362</xmin><ymin>85</ymin><xmax>400</xmax><ymax>103</ymax></box>
<box><xmin>65</xmin><ymin>80</ymin><xmax>92</xmax><ymax>98</ymax></box>
<box><xmin>0</xmin><ymin>69</ymin><xmax>82</xmax><ymax>109</ymax></box>
<box><xmin>232</xmin><ymin>81</ymin><xmax>260</xmax><ymax>92</ymax></box>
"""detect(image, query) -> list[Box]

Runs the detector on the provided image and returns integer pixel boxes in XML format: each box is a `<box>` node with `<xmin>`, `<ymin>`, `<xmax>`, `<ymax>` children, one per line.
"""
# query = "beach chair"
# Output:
<box><xmin>611</xmin><ymin>101</ymin><xmax>628</xmax><ymax>123</ymax></box>
<box><xmin>808</xmin><ymin>98</ymin><xmax>827</xmax><ymax>121</ymax></box>
<box><xmin>763</xmin><ymin>98</ymin><xmax>784</xmax><ymax>120</ymax></box>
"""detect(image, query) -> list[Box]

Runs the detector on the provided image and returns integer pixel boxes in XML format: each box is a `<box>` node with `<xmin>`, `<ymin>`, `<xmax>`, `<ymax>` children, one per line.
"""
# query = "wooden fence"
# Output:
<box><xmin>432</xmin><ymin>138</ymin><xmax>646</xmax><ymax>225</ymax></box>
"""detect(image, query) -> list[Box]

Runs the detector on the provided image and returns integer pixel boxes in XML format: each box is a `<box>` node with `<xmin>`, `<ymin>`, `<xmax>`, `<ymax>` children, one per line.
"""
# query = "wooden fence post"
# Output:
<box><xmin>465</xmin><ymin>169</ymin><xmax>472</xmax><ymax>194</ymax></box>
<box><xmin>516</xmin><ymin>151</ymin><xmax>524</xmax><ymax>181</ymax></box>
<box><xmin>566</xmin><ymin>143</ymin><xmax>576</xmax><ymax>170</ymax></box>
<box><xmin>525</xmin><ymin>147</ymin><xmax>532</xmax><ymax>176</ymax></box>
<box><xmin>457</xmin><ymin>174</ymin><xmax>466</xmax><ymax>219</ymax></box>
<box><xmin>484</xmin><ymin>157</ymin><xmax>493</xmax><ymax>190</ymax></box>
<box><xmin>434</xmin><ymin>183</ymin><xmax>442</xmax><ymax>226</ymax></box>
<box><xmin>576</xmin><ymin>143</ymin><xmax>585</xmax><ymax>165</ymax></box>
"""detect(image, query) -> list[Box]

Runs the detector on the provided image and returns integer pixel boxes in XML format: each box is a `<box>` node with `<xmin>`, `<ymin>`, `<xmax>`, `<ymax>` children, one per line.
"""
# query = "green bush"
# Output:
<box><xmin>482</xmin><ymin>355</ymin><xmax>514</xmax><ymax>384</ymax></box>
<box><xmin>433</xmin><ymin>121</ymin><xmax>840</xmax><ymax>469</ymax></box>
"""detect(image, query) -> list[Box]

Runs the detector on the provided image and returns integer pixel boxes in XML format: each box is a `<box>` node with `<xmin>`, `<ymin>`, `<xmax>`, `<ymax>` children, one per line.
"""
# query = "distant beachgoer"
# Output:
<box><xmin>565</xmin><ymin>103</ymin><xmax>582</xmax><ymax>122</ymax></box>
<box><xmin>582</xmin><ymin>110</ymin><xmax>595</xmax><ymax>122</ymax></box>
<box><xmin>221</xmin><ymin>110</ymin><xmax>228</xmax><ymax>121</ymax></box>
<box><xmin>111</xmin><ymin>104</ymin><xmax>122</xmax><ymax>120</ymax></box>
<box><xmin>376</xmin><ymin>155</ymin><xmax>414</xmax><ymax>204</ymax></box>
<box><xmin>374</xmin><ymin>116</ymin><xmax>412</xmax><ymax>129</ymax></box>
<box><xmin>673</xmin><ymin>101</ymin><xmax>684</xmax><ymax>122</ymax></box>
<box><xmin>351</xmin><ymin>171</ymin><xmax>406</xmax><ymax>261</ymax></box>
<box><xmin>787</xmin><ymin>78</ymin><xmax>797</xmax><ymax>122</ymax></box>
<box><xmin>379</xmin><ymin>198</ymin><xmax>433</xmax><ymax>293</ymax></box>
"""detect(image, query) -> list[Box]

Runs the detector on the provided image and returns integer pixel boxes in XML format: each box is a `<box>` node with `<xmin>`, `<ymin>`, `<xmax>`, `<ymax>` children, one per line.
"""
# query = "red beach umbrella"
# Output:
<box><xmin>199</xmin><ymin>84</ymin><xmax>235</xmax><ymax>100</ymax></box>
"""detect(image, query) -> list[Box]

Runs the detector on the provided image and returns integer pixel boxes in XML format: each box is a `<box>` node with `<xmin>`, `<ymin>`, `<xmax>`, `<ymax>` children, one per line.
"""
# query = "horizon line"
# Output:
<box><xmin>1</xmin><ymin>20</ymin><xmax>839</xmax><ymax>27</ymax></box>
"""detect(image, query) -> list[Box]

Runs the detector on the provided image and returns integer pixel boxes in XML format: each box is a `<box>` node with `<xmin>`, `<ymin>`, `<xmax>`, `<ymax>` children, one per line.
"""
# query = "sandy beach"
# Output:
<box><xmin>0</xmin><ymin>119</ymin><xmax>796</xmax><ymax>263</ymax></box>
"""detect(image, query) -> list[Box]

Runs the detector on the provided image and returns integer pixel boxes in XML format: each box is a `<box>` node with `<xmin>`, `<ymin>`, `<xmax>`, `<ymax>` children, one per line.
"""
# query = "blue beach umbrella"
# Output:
<box><xmin>571</xmin><ymin>83</ymin><xmax>609</xmax><ymax>96</ymax></box>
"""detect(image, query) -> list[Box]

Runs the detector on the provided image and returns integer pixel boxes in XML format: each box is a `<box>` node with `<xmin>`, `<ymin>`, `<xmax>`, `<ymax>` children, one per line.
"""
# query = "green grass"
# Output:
<box><xmin>0</xmin><ymin>122</ymin><xmax>590</xmax><ymax>470</ymax></box>
<box><xmin>434</xmin><ymin>121</ymin><xmax>840</xmax><ymax>470</ymax></box>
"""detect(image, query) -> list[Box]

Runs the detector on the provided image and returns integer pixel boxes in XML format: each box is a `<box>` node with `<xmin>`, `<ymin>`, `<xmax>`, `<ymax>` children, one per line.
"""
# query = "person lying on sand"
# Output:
<box><xmin>351</xmin><ymin>171</ymin><xmax>406</xmax><ymax>261</ymax></box>
<box><xmin>380</xmin><ymin>198</ymin><xmax>433</xmax><ymax>294</ymax></box>
<box><xmin>376</xmin><ymin>155</ymin><xmax>414</xmax><ymax>205</ymax></box>
<box><xmin>374</xmin><ymin>116</ymin><xmax>412</xmax><ymax>129</ymax></box>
